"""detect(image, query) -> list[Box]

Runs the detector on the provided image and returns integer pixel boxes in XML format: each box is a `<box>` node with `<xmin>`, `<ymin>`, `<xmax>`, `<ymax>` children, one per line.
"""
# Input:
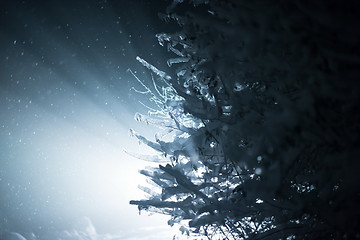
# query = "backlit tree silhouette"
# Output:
<box><xmin>129</xmin><ymin>1</ymin><xmax>360</xmax><ymax>239</ymax></box>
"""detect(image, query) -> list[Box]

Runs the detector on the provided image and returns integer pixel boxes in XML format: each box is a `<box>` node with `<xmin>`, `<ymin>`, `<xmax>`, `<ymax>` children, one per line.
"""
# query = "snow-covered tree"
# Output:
<box><xmin>129</xmin><ymin>1</ymin><xmax>360</xmax><ymax>239</ymax></box>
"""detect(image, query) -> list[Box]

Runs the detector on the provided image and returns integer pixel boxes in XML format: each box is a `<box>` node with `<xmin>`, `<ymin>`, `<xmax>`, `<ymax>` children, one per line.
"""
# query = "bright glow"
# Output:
<box><xmin>0</xmin><ymin>1</ymin><xmax>180</xmax><ymax>237</ymax></box>
<box><xmin>1</xmin><ymin>80</ymin><xmax>172</xmax><ymax>236</ymax></box>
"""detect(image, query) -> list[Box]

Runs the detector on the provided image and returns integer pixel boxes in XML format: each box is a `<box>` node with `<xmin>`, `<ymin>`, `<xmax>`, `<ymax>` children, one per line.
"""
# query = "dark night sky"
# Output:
<box><xmin>0</xmin><ymin>0</ymin><xmax>180</xmax><ymax>239</ymax></box>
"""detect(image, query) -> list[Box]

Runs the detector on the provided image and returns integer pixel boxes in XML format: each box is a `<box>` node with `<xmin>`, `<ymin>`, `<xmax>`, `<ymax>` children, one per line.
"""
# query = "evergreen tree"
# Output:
<box><xmin>129</xmin><ymin>1</ymin><xmax>360</xmax><ymax>239</ymax></box>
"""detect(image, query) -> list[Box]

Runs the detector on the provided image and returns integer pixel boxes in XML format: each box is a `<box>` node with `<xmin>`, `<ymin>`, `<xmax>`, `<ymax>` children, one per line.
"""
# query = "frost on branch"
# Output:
<box><xmin>128</xmin><ymin>0</ymin><xmax>360</xmax><ymax>239</ymax></box>
<box><xmin>136</xmin><ymin>56</ymin><xmax>172</xmax><ymax>82</ymax></box>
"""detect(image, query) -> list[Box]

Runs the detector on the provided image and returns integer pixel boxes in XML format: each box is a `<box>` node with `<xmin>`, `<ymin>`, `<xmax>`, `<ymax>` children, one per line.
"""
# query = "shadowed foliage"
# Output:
<box><xmin>130</xmin><ymin>1</ymin><xmax>360</xmax><ymax>239</ymax></box>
